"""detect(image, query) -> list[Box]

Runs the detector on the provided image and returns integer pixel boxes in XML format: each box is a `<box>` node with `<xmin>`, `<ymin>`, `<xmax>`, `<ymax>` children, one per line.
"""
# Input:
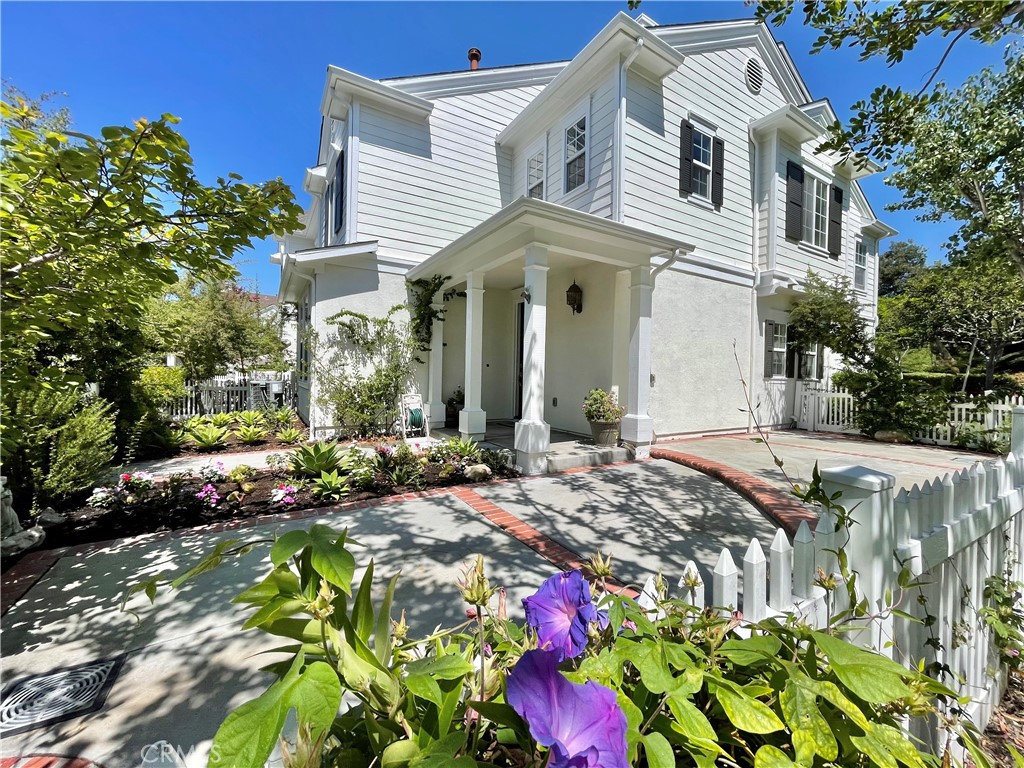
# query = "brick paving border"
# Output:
<box><xmin>650</xmin><ymin>446</ymin><xmax>818</xmax><ymax>538</ymax></box>
<box><xmin>1</xmin><ymin>460</ymin><xmax>640</xmax><ymax>615</ymax></box>
<box><xmin>0</xmin><ymin>757</ymin><xmax>104</xmax><ymax>768</ymax></box>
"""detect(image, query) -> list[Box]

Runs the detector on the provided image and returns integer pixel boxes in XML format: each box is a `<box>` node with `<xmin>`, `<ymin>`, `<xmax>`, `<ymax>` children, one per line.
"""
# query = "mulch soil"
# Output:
<box><xmin>35</xmin><ymin>463</ymin><xmax>515</xmax><ymax>553</ymax></box>
<box><xmin>976</xmin><ymin>672</ymin><xmax>1024</xmax><ymax>768</ymax></box>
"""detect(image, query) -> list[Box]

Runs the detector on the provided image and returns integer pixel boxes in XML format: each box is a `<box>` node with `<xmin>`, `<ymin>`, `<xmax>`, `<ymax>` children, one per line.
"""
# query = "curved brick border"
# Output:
<box><xmin>650</xmin><ymin>447</ymin><xmax>817</xmax><ymax>537</ymax></box>
<box><xmin>0</xmin><ymin>757</ymin><xmax>104</xmax><ymax>768</ymax></box>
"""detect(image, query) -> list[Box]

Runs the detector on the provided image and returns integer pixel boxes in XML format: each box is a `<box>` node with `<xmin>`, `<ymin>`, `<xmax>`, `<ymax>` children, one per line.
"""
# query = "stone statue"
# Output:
<box><xmin>0</xmin><ymin>476</ymin><xmax>46</xmax><ymax>558</ymax></box>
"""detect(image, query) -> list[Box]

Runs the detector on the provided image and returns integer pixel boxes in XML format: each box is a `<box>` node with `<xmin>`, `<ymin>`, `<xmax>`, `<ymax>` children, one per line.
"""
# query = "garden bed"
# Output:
<box><xmin>40</xmin><ymin>438</ymin><xmax>517</xmax><ymax>552</ymax></box>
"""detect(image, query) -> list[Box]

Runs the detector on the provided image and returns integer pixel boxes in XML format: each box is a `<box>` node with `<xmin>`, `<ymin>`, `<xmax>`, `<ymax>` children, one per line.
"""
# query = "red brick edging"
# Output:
<box><xmin>650</xmin><ymin>447</ymin><xmax>818</xmax><ymax>538</ymax></box>
<box><xmin>0</xmin><ymin>756</ymin><xmax>103</xmax><ymax>768</ymax></box>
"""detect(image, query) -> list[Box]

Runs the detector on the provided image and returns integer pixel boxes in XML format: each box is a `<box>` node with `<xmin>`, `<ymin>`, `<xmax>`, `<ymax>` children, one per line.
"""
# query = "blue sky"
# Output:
<box><xmin>2</xmin><ymin>1</ymin><xmax>1010</xmax><ymax>293</ymax></box>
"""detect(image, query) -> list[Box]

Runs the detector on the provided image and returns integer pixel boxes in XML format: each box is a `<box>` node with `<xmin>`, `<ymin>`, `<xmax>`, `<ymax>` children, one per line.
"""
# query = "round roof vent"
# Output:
<box><xmin>745</xmin><ymin>58</ymin><xmax>764</xmax><ymax>95</ymax></box>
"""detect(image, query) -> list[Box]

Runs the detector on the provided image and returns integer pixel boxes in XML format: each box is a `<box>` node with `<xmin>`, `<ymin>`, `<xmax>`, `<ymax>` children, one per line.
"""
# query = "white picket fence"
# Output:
<box><xmin>165</xmin><ymin>379</ymin><xmax>295</xmax><ymax>420</ymax></box>
<box><xmin>797</xmin><ymin>381</ymin><xmax>1023</xmax><ymax>446</ymax></box>
<box><xmin>640</xmin><ymin>407</ymin><xmax>1024</xmax><ymax>755</ymax></box>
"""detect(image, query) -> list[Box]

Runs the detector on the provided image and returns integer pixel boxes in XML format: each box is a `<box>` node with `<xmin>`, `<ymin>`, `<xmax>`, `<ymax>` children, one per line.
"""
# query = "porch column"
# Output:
<box><xmin>426</xmin><ymin>302</ymin><xmax>445</xmax><ymax>428</ymax></box>
<box><xmin>514</xmin><ymin>244</ymin><xmax>551</xmax><ymax>475</ymax></box>
<box><xmin>459</xmin><ymin>271</ymin><xmax>487</xmax><ymax>440</ymax></box>
<box><xmin>621</xmin><ymin>264</ymin><xmax>654</xmax><ymax>458</ymax></box>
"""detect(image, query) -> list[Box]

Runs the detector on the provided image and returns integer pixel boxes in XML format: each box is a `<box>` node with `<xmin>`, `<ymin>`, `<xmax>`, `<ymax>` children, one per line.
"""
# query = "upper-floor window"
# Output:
<box><xmin>854</xmin><ymin>239</ymin><xmax>868</xmax><ymax>290</ymax></box>
<box><xmin>785</xmin><ymin>161</ymin><xmax>843</xmax><ymax>257</ymax></box>
<box><xmin>527</xmin><ymin>150</ymin><xmax>545</xmax><ymax>200</ymax></box>
<box><xmin>321</xmin><ymin>184</ymin><xmax>331</xmax><ymax>247</ymax></box>
<box><xmin>679</xmin><ymin>118</ymin><xmax>725</xmax><ymax>208</ymax></box>
<box><xmin>564</xmin><ymin>117</ymin><xmax>586</xmax><ymax>194</ymax></box>
<box><xmin>333</xmin><ymin>151</ymin><xmax>345</xmax><ymax>236</ymax></box>
<box><xmin>802</xmin><ymin>175</ymin><xmax>828</xmax><ymax>249</ymax></box>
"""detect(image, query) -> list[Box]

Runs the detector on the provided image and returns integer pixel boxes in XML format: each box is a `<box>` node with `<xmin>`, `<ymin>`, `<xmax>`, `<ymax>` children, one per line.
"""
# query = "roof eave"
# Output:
<box><xmin>749</xmin><ymin>104</ymin><xmax>823</xmax><ymax>144</ymax></box>
<box><xmin>320</xmin><ymin>66</ymin><xmax>434</xmax><ymax>122</ymax></box>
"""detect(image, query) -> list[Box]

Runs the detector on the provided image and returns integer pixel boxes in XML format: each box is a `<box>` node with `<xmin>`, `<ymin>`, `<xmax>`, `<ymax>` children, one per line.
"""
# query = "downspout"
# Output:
<box><xmin>650</xmin><ymin>247</ymin><xmax>684</xmax><ymax>288</ymax></box>
<box><xmin>615</xmin><ymin>37</ymin><xmax>644</xmax><ymax>223</ymax></box>
<box><xmin>284</xmin><ymin>254</ymin><xmax>317</xmax><ymax>431</ymax></box>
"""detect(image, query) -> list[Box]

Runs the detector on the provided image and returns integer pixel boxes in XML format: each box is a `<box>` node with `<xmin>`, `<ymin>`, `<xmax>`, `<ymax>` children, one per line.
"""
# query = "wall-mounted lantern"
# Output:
<box><xmin>566</xmin><ymin>281</ymin><xmax>583</xmax><ymax>315</ymax></box>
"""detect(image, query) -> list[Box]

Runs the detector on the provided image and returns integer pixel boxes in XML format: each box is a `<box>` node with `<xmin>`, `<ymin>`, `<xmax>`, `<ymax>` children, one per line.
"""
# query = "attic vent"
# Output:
<box><xmin>745</xmin><ymin>58</ymin><xmax>764</xmax><ymax>94</ymax></box>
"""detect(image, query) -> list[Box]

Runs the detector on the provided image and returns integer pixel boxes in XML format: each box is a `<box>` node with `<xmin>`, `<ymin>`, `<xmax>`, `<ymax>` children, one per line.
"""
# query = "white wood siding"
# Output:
<box><xmin>356</xmin><ymin>85</ymin><xmax>543</xmax><ymax>261</ymax></box>
<box><xmin>622</xmin><ymin>44</ymin><xmax>788</xmax><ymax>270</ymax></box>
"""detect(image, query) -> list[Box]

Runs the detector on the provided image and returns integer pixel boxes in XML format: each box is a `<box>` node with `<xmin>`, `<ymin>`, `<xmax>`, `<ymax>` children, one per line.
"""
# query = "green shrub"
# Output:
<box><xmin>426</xmin><ymin>436</ymin><xmax>479</xmax><ymax>464</ymax></box>
<box><xmin>181</xmin><ymin>415</ymin><xmax>208</xmax><ymax>431</ymax></box>
<box><xmin>235</xmin><ymin>425</ymin><xmax>268</xmax><ymax>445</ymax></box>
<box><xmin>209</xmin><ymin>412</ymin><xmax>235</xmax><ymax>428</ymax></box>
<box><xmin>40</xmin><ymin>398</ymin><xmax>117</xmax><ymax>505</ymax></box>
<box><xmin>264</xmin><ymin>406</ymin><xmax>295</xmax><ymax>429</ymax></box>
<box><xmin>138</xmin><ymin>366</ymin><xmax>187</xmax><ymax>408</ymax></box>
<box><xmin>227</xmin><ymin>464</ymin><xmax>258</xmax><ymax>483</ymax></box>
<box><xmin>479</xmin><ymin>447</ymin><xmax>513</xmax><ymax>472</ymax></box>
<box><xmin>276</xmin><ymin>426</ymin><xmax>303</xmax><ymax>445</ymax></box>
<box><xmin>189</xmin><ymin>423</ymin><xmax>229</xmax><ymax>452</ymax></box>
<box><xmin>582</xmin><ymin>388</ymin><xmax>624</xmax><ymax>422</ymax></box>
<box><xmin>236</xmin><ymin>410</ymin><xmax>265</xmax><ymax>428</ymax></box>
<box><xmin>310</xmin><ymin>469</ymin><xmax>349</xmax><ymax>501</ymax></box>
<box><xmin>289</xmin><ymin>441</ymin><xmax>347</xmax><ymax>478</ymax></box>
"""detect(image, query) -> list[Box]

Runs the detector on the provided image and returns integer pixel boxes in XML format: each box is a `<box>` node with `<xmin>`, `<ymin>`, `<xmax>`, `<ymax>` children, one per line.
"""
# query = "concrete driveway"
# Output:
<box><xmin>662</xmin><ymin>431</ymin><xmax>989</xmax><ymax>494</ymax></box>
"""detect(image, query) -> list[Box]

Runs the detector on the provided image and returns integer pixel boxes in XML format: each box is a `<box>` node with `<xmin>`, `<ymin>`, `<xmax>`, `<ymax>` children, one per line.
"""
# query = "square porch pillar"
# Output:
<box><xmin>426</xmin><ymin>302</ymin><xmax>445</xmax><ymax>428</ymax></box>
<box><xmin>515</xmin><ymin>244</ymin><xmax>551</xmax><ymax>475</ymax></box>
<box><xmin>621</xmin><ymin>265</ymin><xmax>654</xmax><ymax>458</ymax></box>
<box><xmin>459</xmin><ymin>271</ymin><xmax>487</xmax><ymax>440</ymax></box>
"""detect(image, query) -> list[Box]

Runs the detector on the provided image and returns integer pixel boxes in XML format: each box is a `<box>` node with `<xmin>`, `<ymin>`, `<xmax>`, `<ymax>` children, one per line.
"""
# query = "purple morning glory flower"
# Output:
<box><xmin>507</xmin><ymin>649</ymin><xmax>628</xmax><ymax>768</ymax></box>
<box><xmin>523</xmin><ymin>570</ymin><xmax>602</xmax><ymax>660</ymax></box>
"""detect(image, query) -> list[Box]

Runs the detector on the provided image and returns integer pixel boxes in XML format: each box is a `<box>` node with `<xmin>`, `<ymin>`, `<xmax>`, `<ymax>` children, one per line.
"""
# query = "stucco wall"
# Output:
<box><xmin>649</xmin><ymin>269</ymin><xmax>754</xmax><ymax>437</ymax></box>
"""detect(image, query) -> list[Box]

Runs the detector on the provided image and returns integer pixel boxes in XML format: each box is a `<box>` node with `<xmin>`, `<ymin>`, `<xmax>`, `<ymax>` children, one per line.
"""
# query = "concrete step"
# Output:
<box><xmin>546</xmin><ymin>443</ymin><xmax>631</xmax><ymax>473</ymax></box>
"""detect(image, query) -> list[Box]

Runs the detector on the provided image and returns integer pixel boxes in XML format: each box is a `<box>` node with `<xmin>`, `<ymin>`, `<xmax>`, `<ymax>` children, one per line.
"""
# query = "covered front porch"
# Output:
<box><xmin>408</xmin><ymin>198</ymin><xmax>693</xmax><ymax>474</ymax></box>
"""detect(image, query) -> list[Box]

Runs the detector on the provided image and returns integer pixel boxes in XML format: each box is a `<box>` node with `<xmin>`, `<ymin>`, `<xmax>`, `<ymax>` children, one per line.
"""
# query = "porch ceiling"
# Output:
<box><xmin>407</xmin><ymin>198</ymin><xmax>695</xmax><ymax>289</ymax></box>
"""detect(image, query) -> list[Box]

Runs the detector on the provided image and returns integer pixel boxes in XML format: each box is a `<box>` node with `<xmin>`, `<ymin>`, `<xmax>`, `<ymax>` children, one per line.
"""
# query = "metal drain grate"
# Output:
<box><xmin>1</xmin><ymin>655</ymin><xmax>125</xmax><ymax>735</ymax></box>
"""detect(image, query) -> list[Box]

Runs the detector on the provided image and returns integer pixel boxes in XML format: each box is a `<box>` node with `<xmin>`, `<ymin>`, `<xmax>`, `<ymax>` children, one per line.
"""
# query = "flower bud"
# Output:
<box><xmin>588</xmin><ymin>551</ymin><xmax>614</xmax><ymax>580</ymax></box>
<box><xmin>459</xmin><ymin>554</ymin><xmax>495</xmax><ymax>606</ymax></box>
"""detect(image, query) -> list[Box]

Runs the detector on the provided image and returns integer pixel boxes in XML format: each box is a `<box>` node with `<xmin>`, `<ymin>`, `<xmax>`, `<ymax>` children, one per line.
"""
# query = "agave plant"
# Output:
<box><xmin>209</xmin><ymin>412</ymin><xmax>235</xmax><ymax>428</ymax></box>
<box><xmin>266</xmin><ymin>406</ymin><xmax>295</xmax><ymax>429</ymax></box>
<box><xmin>181</xmin><ymin>415</ymin><xmax>208</xmax><ymax>431</ymax></box>
<box><xmin>276</xmin><ymin>426</ymin><xmax>303</xmax><ymax>445</ymax></box>
<box><xmin>236</xmin><ymin>410</ymin><xmax>265</xmax><ymax>428</ymax></box>
<box><xmin>289</xmin><ymin>441</ymin><xmax>348</xmax><ymax>478</ymax></box>
<box><xmin>189</xmin><ymin>424</ymin><xmax>229</xmax><ymax>452</ymax></box>
<box><xmin>235</xmin><ymin>425</ymin><xmax>269</xmax><ymax>445</ymax></box>
<box><xmin>386</xmin><ymin>463</ymin><xmax>423</xmax><ymax>490</ymax></box>
<box><xmin>311</xmin><ymin>469</ymin><xmax>350</xmax><ymax>501</ymax></box>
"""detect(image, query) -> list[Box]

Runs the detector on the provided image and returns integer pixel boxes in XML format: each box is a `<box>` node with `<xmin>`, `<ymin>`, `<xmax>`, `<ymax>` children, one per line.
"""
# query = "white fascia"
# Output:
<box><xmin>384</xmin><ymin>61</ymin><xmax>566</xmax><ymax>100</ymax></box>
<box><xmin>497</xmin><ymin>12</ymin><xmax>684</xmax><ymax>150</ymax></box>
<box><xmin>614</xmin><ymin>37</ymin><xmax>645</xmax><ymax>222</ymax></box>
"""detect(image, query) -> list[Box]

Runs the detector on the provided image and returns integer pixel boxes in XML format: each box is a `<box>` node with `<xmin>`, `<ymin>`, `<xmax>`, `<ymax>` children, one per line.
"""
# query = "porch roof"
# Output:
<box><xmin>406</xmin><ymin>198</ymin><xmax>695</xmax><ymax>287</ymax></box>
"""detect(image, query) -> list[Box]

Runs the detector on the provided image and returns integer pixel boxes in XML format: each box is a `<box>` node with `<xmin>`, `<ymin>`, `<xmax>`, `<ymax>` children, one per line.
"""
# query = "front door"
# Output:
<box><xmin>514</xmin><ymin>300</ymin><xmax>525</xmax><ymax>419</ymax></box>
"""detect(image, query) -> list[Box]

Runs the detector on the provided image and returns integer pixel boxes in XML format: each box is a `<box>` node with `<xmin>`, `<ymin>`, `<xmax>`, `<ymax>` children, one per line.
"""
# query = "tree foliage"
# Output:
<box><xmin>147</xmin><ymin>278</ymin><xmax>289</xmax><ymax>381</ymax></box>
<box><xmin>755</xmin><ymin>1</ymin><xmax>1024</xmax><ymax>163</ymax></box>
<box><xmin>0</xmin><ymin>95</ymin><xmax>302</xmax><ymax>403</ymax></box>
<box><xmin>878</xmin><ymin>240</ymin><xmax>927</xmax><ymax>298</ymax></box>
<box><xmin>788</xmin><ymin>272</ymin><xmax>871</xmax><ymax>366</ymax></box>
<box><xmin>886</xmin><ymin>50</ymin><xmax>1024</xmax><ymax>278</ymax></box>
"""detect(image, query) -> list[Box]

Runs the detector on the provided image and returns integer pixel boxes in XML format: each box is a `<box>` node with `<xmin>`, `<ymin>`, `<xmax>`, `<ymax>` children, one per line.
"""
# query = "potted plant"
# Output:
<box><xmin>445</xmin><ymin>386</ymin><xmax>464</xmax><ymax>429</ymax></box>
<box><xmin>582</xmin><ymin>388</ymin><xmax>624</xmax><ymax>446</ymax></box>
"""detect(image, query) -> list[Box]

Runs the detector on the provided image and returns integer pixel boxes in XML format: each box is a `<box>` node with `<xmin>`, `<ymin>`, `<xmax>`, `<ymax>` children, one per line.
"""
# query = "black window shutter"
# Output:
<box><xmin>711</xmin><ymin>137</ymin><xmax>725</xmax><ymax>208</ymax></box>
<box><xmin>323</xmin><ymin>182</ymin><xmax>331</xmax><ymax>244</ymax></box>
<box><xmin>333</xmin><ymin>152</ymin><xmax>345</xmax><ymax>235</ymax></box>
<box><xmin>786</xmin><ymin>325</ymin><xmax>799</xmax><ymax>379</ymax></box>
<box><xmin>763</xmin><ymin>320</ymin><xmax>775</xmax><ymax>377</ymax></box>
<box><xmin>816</xmin><ymin>343</ymin><xmax>825</xmax><ymax>380</ymax></box>
<box><xmin>827</xmin><ymin>184</ymin><xmax>843</xmax><ymax>257</ymax></box>
<box><xmin>785</xmin><ymin>161</ymin><xmax>804</xmax><ymax>241</ymax></box>
<box><xmin>679</xmin><ymin>119</ymin><xmax>694</xmax><ymax>196</ymax></box>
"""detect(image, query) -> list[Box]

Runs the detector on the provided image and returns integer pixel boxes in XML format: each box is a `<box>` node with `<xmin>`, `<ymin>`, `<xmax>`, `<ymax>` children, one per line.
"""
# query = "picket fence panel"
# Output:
<box><xmin>796</xmin><ymin>381</ymin><xmax>1022</xmax><ymax>447</ymax></box>
<box><xmin>639</xmin><ymin>410</ymin><xmax>1024</xmax><ymax>755</ymax></box>
<box><xmin>165</xmin><ymin>379</ymin><xmax>296</xmax><ymax>420</ymax></box>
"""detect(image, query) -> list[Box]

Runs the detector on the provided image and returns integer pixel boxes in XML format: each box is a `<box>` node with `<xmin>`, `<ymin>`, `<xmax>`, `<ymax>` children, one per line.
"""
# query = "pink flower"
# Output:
<box><xmin>120</xmin><ymin>474</ymin><xmax>131</xmax><ymax>482</ymax></box>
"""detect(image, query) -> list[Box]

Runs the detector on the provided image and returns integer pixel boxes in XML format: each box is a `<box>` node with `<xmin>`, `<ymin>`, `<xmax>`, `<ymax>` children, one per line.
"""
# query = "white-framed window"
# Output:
<box><xmin>564</xmin><ymin>116</ymin><xmax>587</xmax><ymax>194</ymax></box>
<box><xmin>854</xmin><ymin>238</ymin><xmax>869</xmax><ymax>291</ymax></box>
<box><xmin>771</xmin><ymin>322</ymin><xmax>788</xmax><ymax>377</ymax></box>
<box><xmin>802</xmin><ymin>174</ymin><xmax>829</xmax><ymax>249</ymax></box>
<box><xmin>298</xmin><ymin>292</ymin><xmax>311</xmax><ymax>380</ymax></box>
<box><xmin>527</xmin><ymin>148</ymin><xmax>545</xmax><ymax>200</ymax></box>
<box><xmin>690</xmin><ymin>128</ymin><xmax>713</xmax><ymax>200</ymax></box>
<box><xmin>319</xmin><ymin>191</ymin><xmax>329</xmax><ymax>248</ymax></box>
<box><xmin>798</xmin><ymin>344</ymin><xmax>818</xmax><ymax>380</ymax></box>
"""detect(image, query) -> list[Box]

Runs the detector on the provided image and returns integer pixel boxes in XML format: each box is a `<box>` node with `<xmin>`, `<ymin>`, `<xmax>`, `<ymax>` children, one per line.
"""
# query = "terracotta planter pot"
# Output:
<box><xmin>589</xmin><ymin>420</ymin><xmax>620</xmax><ymax>447</ymax></box>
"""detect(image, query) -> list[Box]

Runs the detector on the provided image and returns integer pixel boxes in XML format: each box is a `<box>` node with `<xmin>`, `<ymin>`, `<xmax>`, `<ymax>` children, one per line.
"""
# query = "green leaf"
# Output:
<box><xmin>466</xmin><ymin>700</ymin><xmax>527</xmax><ymax>732</ymax></box>
<box><xmin>311</xmin><ymin>536</ymin><xmax>356</xmax><ymax>595</ymax></box>
<box><xmin>374</xmin><ymin>573</ymin><xmax>399</xmax><ymax>662</ymax></box>
<box><xmin>270</xmin><ymin>530</ymin><xmax>310</xmax><ymax>566</ymax></box>
<box><xmin>382</xmin><ymin>740</ymin><xmax>420</xmax><ymax>768</ymax></box>
<box><xmin>812</xmin><ymin>632</ymin><xmax>912</xmax><ymax>703</ymax></box>
<box><xmin>709</xmin><ymin>680</ymin><xmax>784</xmax><ymax>734</ymax></box>
<box><xmin>234</xmin><ymin>565</ymin><xmax>300</xmax><ymax>605</ymax></box>
<box><xmin>667</xmin><ymin>693</ymin><xmax>717</xmax><ymax>742</ymax></box>
<box><xmin>719</xmin><ymin>635</ymin><xmax>783</xmax><ymax>666</ymax></box>
<box><xmin>780</xmin><ymin>676</ymin><xmax>837</xmax><ymax>765</ymax></box>
<box><xmin>754</xmin><ymin>745</ymin><xmax>799</xmax><ymax>768</ymax></box>
<box><xmin>405</xmin><ymin>653</ymin><xmax>475</xmax><ymax>681</ymax></box>
<box><xmin>642</xmin><ymin>732</ymin><xmax>675</xmax><ymax>768</ymax></box>
<box><xmin>405</xmin><ymin>674</ymin><xmax>443</xmax><ymax>708</ymax></box>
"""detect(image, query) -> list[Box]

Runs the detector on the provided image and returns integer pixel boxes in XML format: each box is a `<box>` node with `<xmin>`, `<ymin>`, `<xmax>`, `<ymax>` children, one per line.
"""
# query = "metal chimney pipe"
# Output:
<box><xmin>468</xmin><ymin>48</ymin><xmax>481</xmax><ymax>70</ymax></box>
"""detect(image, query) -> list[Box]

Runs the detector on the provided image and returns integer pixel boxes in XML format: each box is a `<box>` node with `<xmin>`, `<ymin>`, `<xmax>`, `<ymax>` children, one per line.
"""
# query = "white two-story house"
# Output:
<box><xmin>274</xmin><ymin>12</ymin><xmax>895</xmax><ymax>473</ymax></box>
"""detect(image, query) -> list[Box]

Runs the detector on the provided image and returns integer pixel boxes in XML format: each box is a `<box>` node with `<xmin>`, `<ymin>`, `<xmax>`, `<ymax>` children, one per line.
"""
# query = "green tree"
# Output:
<box><xmin>755</xmin><ymin>1</ymin><xmax>1024</xmax><ymax>163</ymax></box>
<box><xmin>788</xmin><ymin>272</ymin><xmax>872</xmax><ymax>366</ymax></box>
<box><xmin>147</xmin><ymin>278</ymin><xmax>288</xmax><ymax>382</ymax></box>
<box><xmin>0</xmin><ymin>96</ymin><xmax>302</xmax><ymax>410</ymax></box>
<box><xmin>886</xmin><ymin>51</ymin><xmax>1024</xmax><ymax>279</ymax></box>
<box><xmin>878</xmin><ymin>240</ymin><xmax>927</xmax><ymax>297</ymax></box>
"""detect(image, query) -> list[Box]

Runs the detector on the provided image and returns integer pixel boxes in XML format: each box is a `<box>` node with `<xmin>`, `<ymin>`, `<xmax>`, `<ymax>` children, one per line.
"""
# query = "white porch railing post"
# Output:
<box><xmin>426</xmin><ymin>302</ymin><xmax>445</xmax><ymax>428</ymax></box>
<box><xmin>514</xmin><ymin>244</ymin><xmax>552</xmax><ymax>475</ymax></box>
<box><xmin>1012</xmin><ymin>405</ymin><xmax>1024</xmax><ymax>456</ymax></box>
<box><xmin>820</xmin><ymin>465</ymin><xmax>897</xmax><ymax>656</ymax></box>
<box><xmin>459</xmin><ymin>271</ymin><xmax>487</xmax><ymax>440</ymax></box>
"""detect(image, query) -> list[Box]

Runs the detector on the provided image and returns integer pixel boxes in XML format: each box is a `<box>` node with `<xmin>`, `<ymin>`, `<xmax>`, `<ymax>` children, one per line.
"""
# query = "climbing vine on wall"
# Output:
<box><xmin>407</xmin><ymin>275</ymin><xmax>449</xmax><ymax>352</ymax></box>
